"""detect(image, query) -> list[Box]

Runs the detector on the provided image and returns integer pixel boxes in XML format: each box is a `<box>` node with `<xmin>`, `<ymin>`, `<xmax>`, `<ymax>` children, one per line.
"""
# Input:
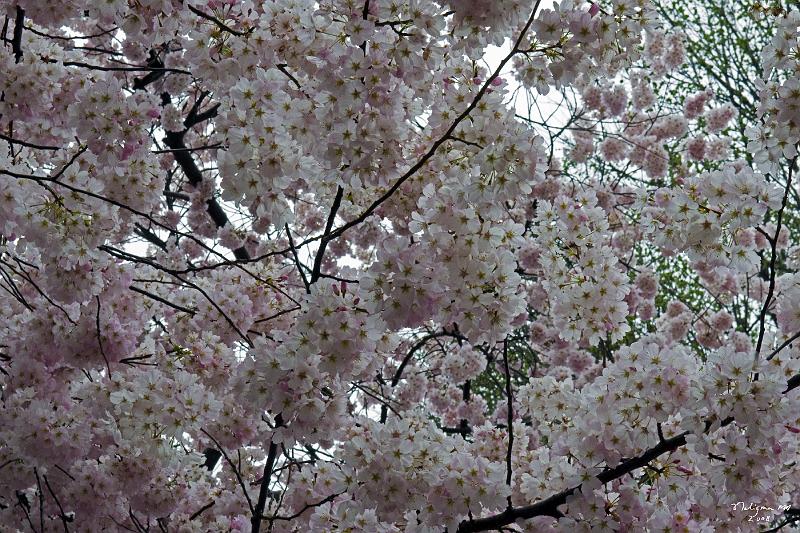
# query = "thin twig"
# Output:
<box><xmin>502</xmin><ymin>339</ymin><xmax>514</xmax><ymax>495</ymax></box>
<box><xmin>200</xmin><ymin>429</ymin><xmax>255</xmax><ymax>515</ymax></box>
<box><xmin>43</xmin><ymin>475</ymin><xmax>71</xmax><ymax>532</ymax></box>
<box><xmin>188</xmin><ymin>5</ymin><xmax>247</xmax><ymax>36</ymax></box>
<box><xmin>756</xmin><ymin>158</ymin><xmax>795</xmax><ymax>360</ymax></box>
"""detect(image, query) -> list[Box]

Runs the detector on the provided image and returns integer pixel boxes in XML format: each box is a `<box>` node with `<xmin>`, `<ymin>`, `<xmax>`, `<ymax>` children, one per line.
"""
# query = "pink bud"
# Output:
<box><xmin>676</xmin><ymin>466</ymin><xmax>693</xmax><ymax>475</ymax></box>
<box><xmin>491</xmin><ymin>77</ymin><xmax>504</xmax><ymax>86</ymax></box>
<box><xmin>786</xmin><ymin>425</ymin><xmax>800</xmax><ymax>434</ymax></box>
<box><xmin>772</xmin><ymin>442</ymin><xmax>783</xmax><ymax>455</ymax></box>
<box><xmin>589</xmin><ymin>2</ymin><xmax>600</xmax><ymax>17</ymax></box>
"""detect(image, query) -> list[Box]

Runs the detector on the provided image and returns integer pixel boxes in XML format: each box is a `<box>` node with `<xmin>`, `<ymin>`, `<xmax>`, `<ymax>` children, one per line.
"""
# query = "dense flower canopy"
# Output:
<box><xmin>2</xmin><ymin>0</ymin><xmax>800</xmax><ymax>531</ymax></box>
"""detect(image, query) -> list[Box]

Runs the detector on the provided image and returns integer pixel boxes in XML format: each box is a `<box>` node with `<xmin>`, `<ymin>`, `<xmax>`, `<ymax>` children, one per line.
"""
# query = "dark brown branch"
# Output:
<box><xmin>0</xmin><ymin>132</ymin><xmax>59</xmax><ymax>150</ymax></box>
<box><xmin>164</xmin><ymin>190</ymin><xmax>191</xmax><ymax>201</ymax></box>
<box><xmin>252</xmin><ymin>414</ymin><xmax>283</xmax><ymax>533</ymax></box>
<box><xmin>118</xmin><ymin>353</ymin><xmax>156</xmax><ymax>367</ymax></box>
<box><xmin>502</xmin><ymin>339</ymin><xmax>513</xmax><ymax>491</ymax></box>
<box><xmin>43</xmin><ymin>475</ymin><xmax>71</xmax><ymax>532</ymax></box>
<box><xmin>184</xmin><ymin>103</ymin><xmax>220</xmax><ymax>130</ymax></box>
<box><xmin>0</xmin><ymin>18</ymin><xmax>8</xmax><ymax>51</ymax></box>
<box><xmin>11</xmin><ymin>6</ymin><xmax>24</xmax><ymax>63</ymax></box>
<box><xmin>151</xmin><ymin>143</ymin><xmax>221</xmax><ymax>154</ymax></box>
<box><xmin>0</xmin><ymin>458</ymin><xmax>21</xmax><ymax>471</ymax></box>
<box><xmin>133</xmin><ymin>223</ymin><xmax>167</xmax><ymax>250</ymax></box>
<box><xmin>0</xmin><ymin>262</ymin><xmax>34</xmax><ymax>311</ymax></box>
<box><xmin>15</xmin><ymin>489</ymin><xmax>35</xmax><ymax>533</ymax></box>
<box><xmin>767</xmin><ymin>329</ymin><xmax>800</xmax><ymax>361</ymax></box>
<box><xmin>163</xmin><ymin>122</ymin><xmax>250</xmax><ymax>261</ymax></box>
<box><xmin>23</xmin><ymin>25</ymin><xmax>117</xmax><ymax>41</ymax></box>
<box><xmin>276</xmin><ymin>64</ymin><xmax>300</xmax><ymax>88</ymax></box>
<box><xmin>33</xmin><ymin>468</ymin><xmax>44</xmax><ymax>533</ymax></box>
<box><xmin>59</xmin><ymin>61</ymin><xmax>190</xmax><ymax>75</ymax></box>
<box><xmin>131</xmin><ymin>49</ymin><xmax>166</xmax><ymax>91</ymax></box>
<box><xmin>756</xmin><ymin>159</ymin><xmax>794</xmax><ymax>358</ymax></box>
<box><xmin>266</xmin><ymin>492</ymin><xmax>340</xmax><ymax>522</ymax></box>
<box><xmin>66</xmin><ymin>45</ymin><xmax>122</xmax><ymax>56</ymax></box>
<box><xmin>127</xmin><ymin>285</ymin><xmax>197</xmax><ymax>315</ymax></box>
<box><xmin>309</xmin><ymin>186</ymin><xmax>344</xmax><ymax>284</ymax></box>
<box><xmin>459</xmin><ymin>379</ymin><xmax>471</xmax><ymax>438</ymax></box>
<box><xmin>787</xmin><ymin>373</ymin><xmax>800</xmax><ymax>393</ymax></box>
<box><xmin>95</xmin><ymin>296</ymin><xmax>112</xmax><ymax>376</ymax></box>
<box><xmin>189</xmin><ymin>501</ymin><xmax>215</xmax><ymax>521</ymax></box>
<box><xmin>252</xmin><ymin>305</ymin><xmax>302</xmax><ymax>324</ymax></box>
<box><xmin>375</xmin><ymin>18</ymin><xmax>413</xmax><ymax>28</ymax></box>
<box><xmin>201</xmin><ymin>448</ymin><xmax>222</xmax><ymax>471</ymax></box>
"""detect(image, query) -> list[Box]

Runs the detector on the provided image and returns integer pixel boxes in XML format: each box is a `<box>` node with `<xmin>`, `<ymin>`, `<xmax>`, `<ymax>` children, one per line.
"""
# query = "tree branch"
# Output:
<box><xmin>11</xmin><ymin>6</ymin><xmax>24</xmax><ymax>63</ymax></box>
<box><xmin>503</xmin><ymin>339</ymin><xmax>514</xmax><ymax>492</ymax></box>
<box><xmin>163</xmin><ymin>128</ymin><xmax>250</xmax><ymax>261</ymax></box>
<box><xmin>755</xmin><ymin>158</ymin><xmax>794</xmax><ymax>359</ymax></box>
<box><xmin>252</xmin><ymin>414</ymin><xmax>283</xmax><ymax>533</ymax></box>
<box><xmin>200</xmin><ymin>429</ymin><xmax>255</xmax><ymax>516</ymax></box>
<box><xmin>309</xmin><ymin>186</ymin><xmax>344</xmax><ymax>284</ymax></box>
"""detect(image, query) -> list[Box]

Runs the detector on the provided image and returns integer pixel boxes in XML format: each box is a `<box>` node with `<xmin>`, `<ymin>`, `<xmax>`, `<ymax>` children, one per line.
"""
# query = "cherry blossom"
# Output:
<box><xmin>2</xmin><ymin>0</ymin><xmax>800</xmax><ymax>532</ymax></box>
